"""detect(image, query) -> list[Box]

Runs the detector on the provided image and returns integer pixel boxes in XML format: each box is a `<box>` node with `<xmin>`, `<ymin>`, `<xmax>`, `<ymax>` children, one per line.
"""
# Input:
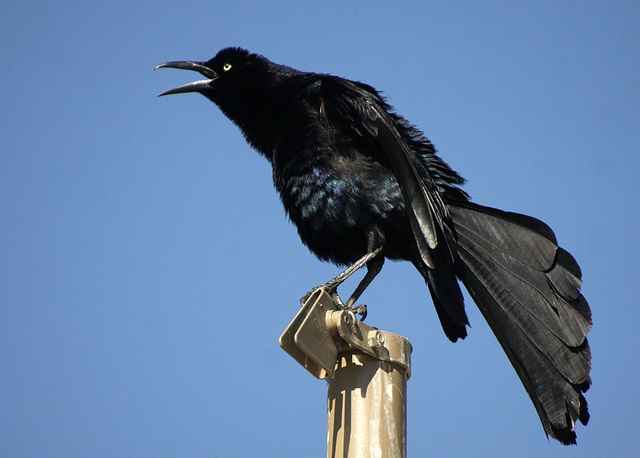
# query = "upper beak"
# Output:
<box><xmin>155</xmin><ymin>61</ymin><xmax>218</xmax><ymax>96</ymax></box>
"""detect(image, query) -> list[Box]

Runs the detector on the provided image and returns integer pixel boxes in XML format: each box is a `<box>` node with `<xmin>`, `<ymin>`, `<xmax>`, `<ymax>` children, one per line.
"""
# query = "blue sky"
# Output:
<box><xmin>2</xmin><ymin>2</ymin><xmax>639</xmax><ymax>456</ymax></box>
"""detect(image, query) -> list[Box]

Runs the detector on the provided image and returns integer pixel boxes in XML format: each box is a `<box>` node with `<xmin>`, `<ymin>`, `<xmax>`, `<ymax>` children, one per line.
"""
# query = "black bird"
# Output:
<box><xmin>156</xmin><ymin>47</ymin><xmax>591</xmax><ymax>445</ymax></box>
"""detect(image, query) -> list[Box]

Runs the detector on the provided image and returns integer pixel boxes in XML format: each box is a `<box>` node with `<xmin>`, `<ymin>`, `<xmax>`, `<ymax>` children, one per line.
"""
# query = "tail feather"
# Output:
<box><xmin>424</xmin><ymin>263</ymin><xmax>469</xmax><ymax>342</ymax></box>
<box><xmin>457</xmin><ymin>236</ymin><xmax>591</xmax><ymax>383</ymax></box>
<box><xmin>453</xmin><ymin>213</ymin><xmax>590</xmax><ymax>353</ymax></box>
<box><xmin>449</xmin><ymin>202</ymin><xmax>591</xmax><ymax>444</ymax></box>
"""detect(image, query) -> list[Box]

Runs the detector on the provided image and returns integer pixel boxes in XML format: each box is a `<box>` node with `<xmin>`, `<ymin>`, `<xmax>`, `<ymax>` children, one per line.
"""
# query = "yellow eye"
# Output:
<box><xmin>223</xmin><ymin>62</ymin><xmax>232</xmax><ymax>72</ymax></box>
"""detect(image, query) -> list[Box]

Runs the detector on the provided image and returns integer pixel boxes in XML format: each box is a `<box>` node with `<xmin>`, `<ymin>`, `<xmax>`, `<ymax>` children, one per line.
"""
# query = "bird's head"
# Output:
<box><xmin>157</xmin><ymin>47</ymin><xmax>288</xmax><ymax>156</ymax></box>
<box><xmin>156</xmin><ymin>47</ymin><xmax>260</xmax><ymax>101</ymax></box>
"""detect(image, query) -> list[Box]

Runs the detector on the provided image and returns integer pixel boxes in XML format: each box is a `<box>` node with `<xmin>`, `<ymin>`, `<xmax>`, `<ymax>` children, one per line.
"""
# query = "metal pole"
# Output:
<box><xmin>280</xmin><ymin>289</ymin><xmax>412</xmax><ymax>458</ymax></box>
<box><xmin>327</xmin><ymin>337</ymin><xmax>409</xmax><ymax>458</ymax></box>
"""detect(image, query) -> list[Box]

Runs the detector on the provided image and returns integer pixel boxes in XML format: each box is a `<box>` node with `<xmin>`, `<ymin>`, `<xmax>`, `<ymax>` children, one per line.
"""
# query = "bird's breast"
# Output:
<box><xmin>284</xmin><ymin>169</ymin><xmax>364</xmax><ymax>230</ymax></box>
<box><xmin>274</xmin><ymin>163</ymin><xmax>408</xmax><ymax>264</ymax></box>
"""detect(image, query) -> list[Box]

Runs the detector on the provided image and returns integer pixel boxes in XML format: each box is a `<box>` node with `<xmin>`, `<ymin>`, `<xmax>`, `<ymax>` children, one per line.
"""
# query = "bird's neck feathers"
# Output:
<box><xmin>213</xmin><ymin>64</ymin><xmax>305</xmax><ymax>162</ymax></box>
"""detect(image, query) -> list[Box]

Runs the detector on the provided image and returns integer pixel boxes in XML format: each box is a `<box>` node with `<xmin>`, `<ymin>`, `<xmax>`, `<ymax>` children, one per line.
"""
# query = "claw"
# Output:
<box><xmin>330</xmin><ymin>290</ymin><xmax>345</xmax><ymax>308</ymax></box>
<box><xmin>349</xmin><ymin>304</ymin><xmax>368</xmax><ymax>321</ymax></box>
<box><xmin>300</xmin><ymin>289</ymin><xmax>314</xmax><ymax>305</ymax></box>
<box><xmin>300</xmin><ymin>284</ymin><xmax>340</xmax><ymax>306</ymax></box>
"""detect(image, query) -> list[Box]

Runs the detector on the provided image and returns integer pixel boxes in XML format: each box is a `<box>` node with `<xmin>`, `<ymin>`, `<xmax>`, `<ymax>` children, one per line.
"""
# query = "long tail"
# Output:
<box><xmin>449</xmin><ymin>201</ymin><xmax>592</xmax><ymax>445</ymax></box>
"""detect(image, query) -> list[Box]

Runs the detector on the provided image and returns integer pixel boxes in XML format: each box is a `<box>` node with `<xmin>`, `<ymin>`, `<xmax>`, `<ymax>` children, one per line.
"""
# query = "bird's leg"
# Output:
<box><xmin>324</xmin><ymin>247</ymin><xmax>383</xmax><ymax>293</ymax></box>
<box><xmin>301</xmin><ymin>247</ymin><xmax>384</xmax><ymax>319</ymax></box>
<box><xmin>343</xmin><ymin>255</ymin><xmax>384</xmax><ymax>319</ymax></box>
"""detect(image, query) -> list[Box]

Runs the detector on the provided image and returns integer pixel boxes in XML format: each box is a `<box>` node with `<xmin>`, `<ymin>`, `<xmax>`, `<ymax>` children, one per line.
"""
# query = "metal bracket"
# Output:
<box><xmin>280</xmin><ymin>288</ymin><xmax>412</xmax><ymax>379</ymax></box>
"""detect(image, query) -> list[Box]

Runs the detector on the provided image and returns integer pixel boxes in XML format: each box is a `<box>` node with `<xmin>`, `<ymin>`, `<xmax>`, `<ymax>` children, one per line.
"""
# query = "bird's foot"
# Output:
<box><xmin>337</xmin><ymin>293</ymin><xmax>367</xmax><ymax>321</ymax></box>
<box><xmin>300</xmin><ymin>286</ymin><xmax>367</xmax><ymax>320</ymax></box>
<box><xmin>300</xmin><ymin>277</ymin><xmax>343</xmax><ymax>305</ymax></box>
<box><xmin>300</xmin><ymin>288</ymin><xmax>317</xmax><ymax>305</ymax></box>
<box><xmin>347</xmin><ymin>303</ymin><xmax>368</xmax><ymax>321</ymax></box>
<box><xmin>300</xmin><ymin>284</ymin><xmax>337</xmax><ymax>305</ymax></box>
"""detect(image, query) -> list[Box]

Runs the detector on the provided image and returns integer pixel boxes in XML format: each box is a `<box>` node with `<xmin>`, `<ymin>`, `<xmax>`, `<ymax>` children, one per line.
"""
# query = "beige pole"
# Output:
<box><xmin>281</xmin><ymin>289</ymin><xmax>412</xmax><ymax>458</ymax></box>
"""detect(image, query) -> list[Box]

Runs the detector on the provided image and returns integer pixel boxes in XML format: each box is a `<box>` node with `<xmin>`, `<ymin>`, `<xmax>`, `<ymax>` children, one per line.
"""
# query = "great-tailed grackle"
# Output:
<box><xmin>156</xmin><ymin>47</ymin><xmax>591</xmax><ymax>445</ymax></box>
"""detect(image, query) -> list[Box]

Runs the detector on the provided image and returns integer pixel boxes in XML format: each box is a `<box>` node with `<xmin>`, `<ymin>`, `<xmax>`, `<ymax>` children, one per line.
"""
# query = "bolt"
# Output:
<box><xmin>343</xmin><ymin>311</ymin><xmax>355</xmax><ymax>327</ymax></box>
<box><xmin>368</xmin><ymin>330</ymin><xmax>385</xmax><ymax>348</ymax></box>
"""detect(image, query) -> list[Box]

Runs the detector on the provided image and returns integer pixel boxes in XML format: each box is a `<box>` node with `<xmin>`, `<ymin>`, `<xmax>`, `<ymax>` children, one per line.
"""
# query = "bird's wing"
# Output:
<box><xmin>318</xmin><ymin>77</ymin><xmax>470</xmax><ymax>341</ymax></box>
<box><xmin>318</xmin><ymin>77</ymin><xmax>453</xmax><ymax>269</ymax></box>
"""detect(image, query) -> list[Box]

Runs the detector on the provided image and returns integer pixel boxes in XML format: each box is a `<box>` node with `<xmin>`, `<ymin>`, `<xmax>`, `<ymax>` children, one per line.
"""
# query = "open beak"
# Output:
<box><xmin>155</xmin><ymin>61</ymin><xmax>218</xmax><ymax>96</ymax></box>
